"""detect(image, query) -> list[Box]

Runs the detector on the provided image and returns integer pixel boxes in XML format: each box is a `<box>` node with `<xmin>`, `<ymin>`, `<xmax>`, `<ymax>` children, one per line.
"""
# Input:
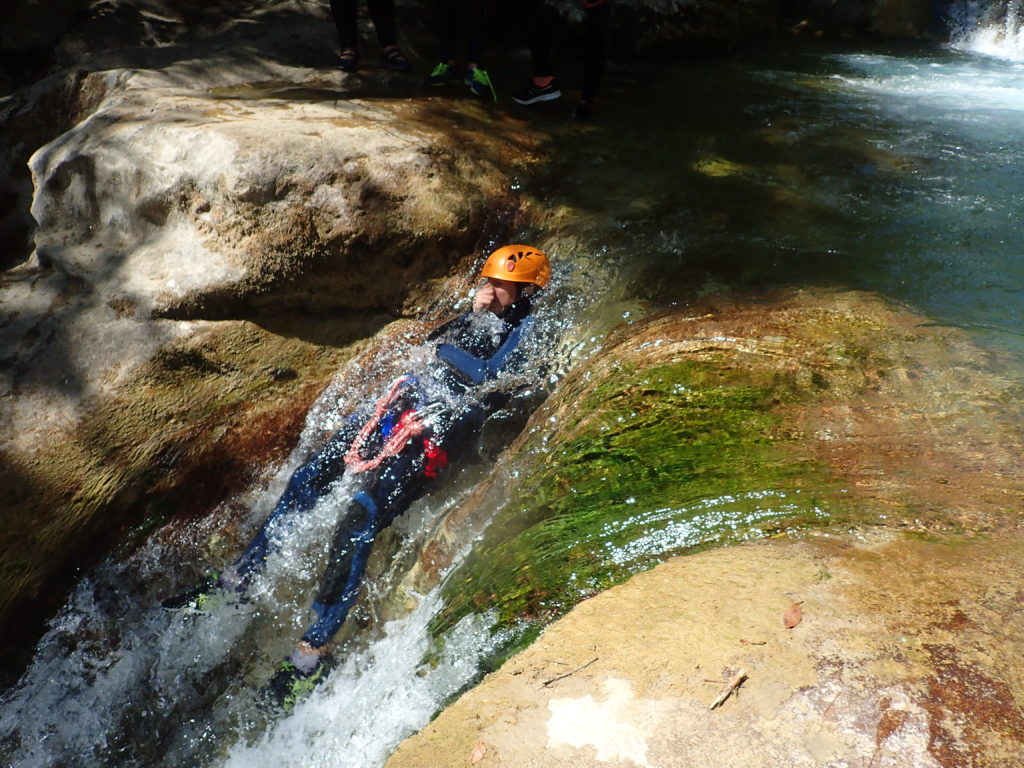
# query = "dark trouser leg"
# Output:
<box><xmin>524</xmin><ymin>0</ymin><xmax>553</xmax><ymax>77</ymax></box>
<box><xmin>299</xmin><ymin>423</ymin><xmax>443</xmax><ymax>648</ymax></box>
<box><xmin>330</xmin><ymin>0</ymin><xmax>360</xmax><ymax>49</ymax></box>
<box><xmin>581</xmin><ymin>3</ymin><xmax>610</xmax><ymax>103</ymax></box>
<box><xmin>366</xmin><ymin>0</ymin><xmax>399</xmax><ymax>48</ymax></box>
<box><xmin>232</xmin><ymin>426</ymin><xmax>355</xmax><ymax>580</ymax></box>
<box><xmin>436</xmin><ymin>0</ymin><xmax>459</xmax><ymax>62</ymax></box>
<box><xmin>302</xmin><ymin>491</ymin><xmax>382</xmax><ymax>648</ymax></box>
<box><xmin>465</xmin><ymin>0</ymin><xmax>486</xmax><ymax>65</ymax></box>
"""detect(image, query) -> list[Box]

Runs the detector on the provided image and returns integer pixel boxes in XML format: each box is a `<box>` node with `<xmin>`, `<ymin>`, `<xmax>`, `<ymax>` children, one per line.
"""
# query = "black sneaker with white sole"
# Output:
<box><xmin>511</xmin><ymin>79</ymin><xmax>561</xmax><ymax>105</ymax></box>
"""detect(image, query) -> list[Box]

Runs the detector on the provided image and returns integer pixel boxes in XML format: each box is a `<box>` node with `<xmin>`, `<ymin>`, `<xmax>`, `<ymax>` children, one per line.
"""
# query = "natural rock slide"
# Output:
<box><xmin>3</xmin><ymin>2</ymin><xmax>1024</xmax><ymax>766</ymax></box>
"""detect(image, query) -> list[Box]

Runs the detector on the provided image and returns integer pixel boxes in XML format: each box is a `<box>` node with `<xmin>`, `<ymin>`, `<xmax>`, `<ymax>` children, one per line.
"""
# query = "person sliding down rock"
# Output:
<box><xmin>162</xmin><ymin>245</ymin><xmax>552</xmax><ymax>711</ymax></box>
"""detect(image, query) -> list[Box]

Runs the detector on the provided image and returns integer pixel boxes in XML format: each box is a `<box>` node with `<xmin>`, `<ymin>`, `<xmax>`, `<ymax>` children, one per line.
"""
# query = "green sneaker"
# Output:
<box><xmin>465</xmin><ymin>67</ymin><xmax>496</xmax><ymax>102</ymax></box>
<box><xmin>424</xmin><ymin>61</ymin><xmax>457</xmax><ymax>88</ymax></box>
<box><xmin>264</xmin><ymin>659</ymin><xmax>327</xmax><ymax>713</ymax></box>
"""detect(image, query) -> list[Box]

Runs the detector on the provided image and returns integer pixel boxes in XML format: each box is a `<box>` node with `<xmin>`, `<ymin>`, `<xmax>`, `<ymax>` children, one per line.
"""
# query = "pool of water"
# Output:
<box><xmin>537</xmin><ymin>38</ymin><xmax>1024</xmax><ymax>361</ymax></box>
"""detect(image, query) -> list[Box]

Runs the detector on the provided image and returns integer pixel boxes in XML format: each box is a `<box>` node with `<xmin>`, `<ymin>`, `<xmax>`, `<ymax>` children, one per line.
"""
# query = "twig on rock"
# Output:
<box><xmin>709</xmin><ymin>669</ymin><xmax>748</xmax><ymax>710</ymax></box>
<box><xmin>542</xmin><ymin>657</ymin><xmax>598</xmax><ymax>687</ymax></box>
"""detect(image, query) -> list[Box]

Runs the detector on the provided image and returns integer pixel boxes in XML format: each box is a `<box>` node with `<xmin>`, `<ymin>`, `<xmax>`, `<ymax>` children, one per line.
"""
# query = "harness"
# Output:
<box><xmin>343</xmin><ymin>314</ymin><xmax>533</xmax><ymax>475</ymax></box>
<box><xmin>343</xmin><ymin>377</ymin><xmax>447</xmax><ymax>475</ymax></box>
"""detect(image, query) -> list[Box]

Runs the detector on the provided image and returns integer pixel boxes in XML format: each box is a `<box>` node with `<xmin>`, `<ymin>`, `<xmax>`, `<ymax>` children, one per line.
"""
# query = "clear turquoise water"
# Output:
<box><xmin>537</xmin><ymin>39</ymin><xmax>1024</xmax><ymax>361</ymax></box>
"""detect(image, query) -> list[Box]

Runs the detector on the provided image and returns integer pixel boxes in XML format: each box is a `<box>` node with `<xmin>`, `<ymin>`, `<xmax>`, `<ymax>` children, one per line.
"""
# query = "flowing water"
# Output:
<box><xmin>4</xmin><ymin>9</ymin><xmax>1024</xmax><ymax>768</ymax></box>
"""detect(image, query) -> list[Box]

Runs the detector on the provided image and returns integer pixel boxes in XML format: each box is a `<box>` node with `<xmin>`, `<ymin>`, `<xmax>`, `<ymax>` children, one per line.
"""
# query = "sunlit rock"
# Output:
<box><xmin>387</xmin><ymin>531</ymin><xmax>1024</xmax><ymax>768</ymax></box>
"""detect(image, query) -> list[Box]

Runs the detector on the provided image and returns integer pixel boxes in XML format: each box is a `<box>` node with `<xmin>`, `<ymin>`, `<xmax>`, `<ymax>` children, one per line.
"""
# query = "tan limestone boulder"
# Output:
<box><xmin>387</xmin><ymin>532</ymin><xmax>1024</xmax><ymax>768</ymax></box>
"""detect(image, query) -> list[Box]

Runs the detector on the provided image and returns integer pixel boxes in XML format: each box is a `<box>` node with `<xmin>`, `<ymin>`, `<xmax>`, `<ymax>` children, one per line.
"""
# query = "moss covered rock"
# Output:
<box><xmin>397</xmin><ymin>287</ymin><xmax>1024</xmax><ymax>660</ymax></box>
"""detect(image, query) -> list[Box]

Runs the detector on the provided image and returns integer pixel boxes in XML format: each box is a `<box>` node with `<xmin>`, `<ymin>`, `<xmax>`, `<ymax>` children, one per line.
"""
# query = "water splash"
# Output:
<box><xmin>221</xmin><ymin>598</ymin><xmax>509</xmax><ymax>768</ymax></box>
<box><xmin>0</xmin><ymin>253</ymin><xmax>601</xmax><ymax>767</ymax></box>
<box><xmin>947</xmin><ymin>0</ymin><xmax>1024</xmax><ymax>61</ymax></box>
<box><xmin>822</xmin><ymin>50</ymin><xmax>1024</xmax><ymax>116</ymax></box>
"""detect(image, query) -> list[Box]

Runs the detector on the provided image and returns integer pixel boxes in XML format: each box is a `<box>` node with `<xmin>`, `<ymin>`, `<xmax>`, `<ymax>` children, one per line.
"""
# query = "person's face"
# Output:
<box><xmin>488</xmin><ymin>277</ymin><xmax>519</xmax><ymax>309</ymax></box>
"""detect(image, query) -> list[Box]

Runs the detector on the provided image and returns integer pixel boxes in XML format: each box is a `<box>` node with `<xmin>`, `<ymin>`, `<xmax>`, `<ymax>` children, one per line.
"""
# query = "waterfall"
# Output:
<box><xmin>945</xmin><ymin>0</ymin><xmax>1024</xmax><ymax>60</ymax></box>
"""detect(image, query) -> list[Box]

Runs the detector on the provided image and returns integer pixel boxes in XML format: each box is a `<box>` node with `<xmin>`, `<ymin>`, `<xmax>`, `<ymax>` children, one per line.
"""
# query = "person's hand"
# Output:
<box><xmin>473</xmin><ymin>283</ymin><xmax>497</xmax><ymax>313</ymax></box>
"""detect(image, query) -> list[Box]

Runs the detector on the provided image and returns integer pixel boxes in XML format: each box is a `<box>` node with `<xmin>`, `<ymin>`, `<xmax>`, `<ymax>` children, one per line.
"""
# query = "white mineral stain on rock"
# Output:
<box><xmin>547</xmin><ymin>677</ymin><xmax>669</xmax><ymax>767</ymax></box>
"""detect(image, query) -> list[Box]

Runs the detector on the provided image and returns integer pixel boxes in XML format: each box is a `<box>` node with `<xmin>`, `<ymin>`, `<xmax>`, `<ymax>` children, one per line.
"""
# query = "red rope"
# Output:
<box><xmin>344</xmin><ymin>377</ymin><xmax>427</xmax><ymax>474</ymax></box>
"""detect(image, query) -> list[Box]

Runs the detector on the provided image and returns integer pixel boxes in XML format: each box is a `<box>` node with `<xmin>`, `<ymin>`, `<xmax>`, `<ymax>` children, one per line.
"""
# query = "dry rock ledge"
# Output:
<box><xmin>387</xmin><ymin>532</ymin><xmax>1024</xmax><ymax>768</ymax></box>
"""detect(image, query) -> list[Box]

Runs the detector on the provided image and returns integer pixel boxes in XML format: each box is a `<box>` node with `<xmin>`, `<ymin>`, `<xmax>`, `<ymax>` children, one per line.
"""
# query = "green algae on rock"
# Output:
<box><xmin>423</xmin><ymin>287</ymin><xmax>1024</xmax><ymax>663</ymax></box>
<box><xmin>389</xmin><ymin>287</ymin><xmax>1024</xmax><ymax>768</ymax></box>
<box><xmin>431</xmin><ymin>352</ymin><xmax>839</xmax><ymax>648</ymax></box>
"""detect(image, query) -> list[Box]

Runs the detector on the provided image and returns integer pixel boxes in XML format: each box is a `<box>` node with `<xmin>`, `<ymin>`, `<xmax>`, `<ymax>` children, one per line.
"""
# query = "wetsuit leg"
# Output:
<box><xmin>366</xmin><ymin>0</ymin><xmax>399</xmax><ymax>48</ymax></box>
<box><xmin>232</xmin><ymin>423</ymin><xmax>357</xmax><ymax>580</ymax></box>
<box><xmin>300</xmin><ymin>439</ymin><xmax>434</xmax><ymax>647</ymax></box>
<box><xmin>581</xmin><ymin>2</ymin><xmax>610</xmax><ymax>104</ymax></box>
<box><xmin>329</xmin><ymin>0</ymin><xmax>360</xmax><ymax>50</ymax></box>
<box><xmin>302</xmin><ymin>491</ymin><xmax>380</xmax><ymax>647</ymax></box>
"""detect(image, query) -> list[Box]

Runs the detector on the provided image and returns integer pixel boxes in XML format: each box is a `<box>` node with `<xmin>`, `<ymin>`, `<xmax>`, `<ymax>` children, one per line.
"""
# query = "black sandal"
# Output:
<box><xmin>381</xmin><ymin>45</ymin><xmax>410</xmax><ymax>72</ymax></box>
<box><xmin>338</xmin><ymin>48</ymin><xmax>359</xmax><ymax>72</ymax></box>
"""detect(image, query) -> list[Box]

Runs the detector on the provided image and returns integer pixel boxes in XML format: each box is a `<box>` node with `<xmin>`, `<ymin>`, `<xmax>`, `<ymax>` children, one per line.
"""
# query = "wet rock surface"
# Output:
<box><xmin>399</xmin><ymin>287</ymin><xmax>1024</xmax><ymax>604</ymax></box>
<box><xmin>0</xmin><ymin>319</ymin><xmax>351</xmax><ymax>680</ymax></box>
<box><xmin>0</xmin><ymin>0</ymin><xmax>1001</xmax><ymax>746</ymax></box>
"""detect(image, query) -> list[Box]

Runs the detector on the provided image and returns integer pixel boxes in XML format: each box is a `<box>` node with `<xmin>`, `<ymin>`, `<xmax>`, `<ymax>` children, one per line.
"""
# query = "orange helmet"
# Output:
<box><xmin>480</xmin><ymin>245</ymin><xmax>551</xmax><ymax>288</ymax></box>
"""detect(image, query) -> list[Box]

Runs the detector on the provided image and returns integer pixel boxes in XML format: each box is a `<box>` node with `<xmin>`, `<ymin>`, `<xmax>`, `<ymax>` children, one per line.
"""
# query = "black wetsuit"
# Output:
<box><xmin>231</xmin><ymin>298</ymin><xmax>536</xmax><ymax>648</ymax></box>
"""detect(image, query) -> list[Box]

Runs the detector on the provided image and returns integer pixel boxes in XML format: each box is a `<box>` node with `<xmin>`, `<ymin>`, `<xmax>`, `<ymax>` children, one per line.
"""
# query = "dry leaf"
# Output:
<box><xmin>468</xmin><ymin>741</ymin><xmax>487</xmax><ymax>764</ymax></box>
<box><xmin>783</xmin><ymin>603</ymin><xmax>802</xmax><ymax>628</ymax></box>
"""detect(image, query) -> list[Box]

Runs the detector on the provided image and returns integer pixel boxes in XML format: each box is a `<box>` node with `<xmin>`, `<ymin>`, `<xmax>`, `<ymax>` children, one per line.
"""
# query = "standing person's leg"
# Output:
<box><xmin>330</xmin><ymin>0</ymin><xmax>361</xmax><ymax>70</ymax></box>
<box><xmin>577</xmin><ymin>0</ymin><xmax>611</xmax><ymax>118</ymax></box>
<box><xmin>464</xmin><ymin>0</ymin><xmax>485</xmax><ymax>67</ymax></box>
<box><xmin>525</xmin><ymin>0</ymin><xmax>553</xmax><ymax>78</ymax></box>
<box><xmin>424</xmin><ymin>0</ymin><xmax>460</xmax><ymax>86</ymax></box>
<box><xmin>464</xmin><ymin>0</ymin><xmax>496</xmax><ymax>101</ymax></box>
<box><xmin>367</xmin><ymin>0</ymin><xmax>411</xmax><ymax>70</ymax></box>
<box><xmin>425</xmin><ymin>0</ymin><xmax>464</xmax><ymax>85</ymax></box>
<box><xmin>513</xmin><ymin>0</ymin><xmax>561</xmax><ymax>105</ymax></box>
